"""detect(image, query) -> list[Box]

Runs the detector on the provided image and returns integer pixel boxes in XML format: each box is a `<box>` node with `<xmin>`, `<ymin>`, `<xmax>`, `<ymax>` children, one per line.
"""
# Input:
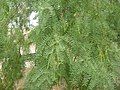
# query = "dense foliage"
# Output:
<box><xmin>0</xmin><ymin>0</ymin><xmax>120</xmax><ymax>90</ymax></box>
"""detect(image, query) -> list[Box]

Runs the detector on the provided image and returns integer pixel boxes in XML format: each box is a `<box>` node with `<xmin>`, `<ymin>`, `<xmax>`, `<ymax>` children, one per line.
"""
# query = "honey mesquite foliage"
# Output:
<box><xmin>25</xmin><ymin>0</ymin><xmax>120</xmax><ymax>90</ymax></box>
<box><xmin>0</xmin><ymin>0</ymin><xmax>120</xmax><ymax>90</ymax></box>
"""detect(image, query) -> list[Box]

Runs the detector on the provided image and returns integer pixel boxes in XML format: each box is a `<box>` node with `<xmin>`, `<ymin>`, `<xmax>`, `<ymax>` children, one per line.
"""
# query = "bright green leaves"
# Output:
<box><xmin>26</xmin><ymin>0</ymin><xmax>120</xmax><ymax>90</ymax></box>
<box><xmin>25</xmin><ymin>65</ymin><xmax>57</xmax><ymax>90</ymax></box>
<box><xmin>25</xmin><ymin>0</ymin><xmax>120</xmax><ymax>90</ymax></box>
<box><xmin>0</xmin><ymin>0</ymin><xmax>120</xmax><ymax>90</ymax></box>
